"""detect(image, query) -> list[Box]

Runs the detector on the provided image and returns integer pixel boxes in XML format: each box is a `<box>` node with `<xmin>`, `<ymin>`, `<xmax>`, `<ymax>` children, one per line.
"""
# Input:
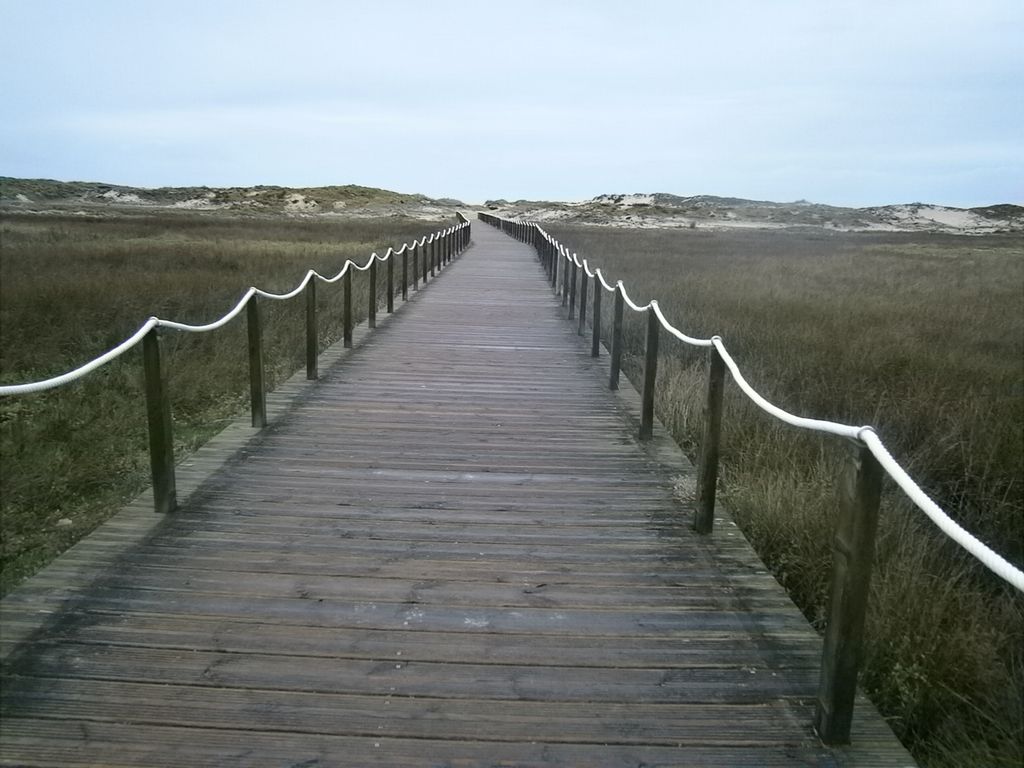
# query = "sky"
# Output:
<box><xmin>1</xmin><ymin>0</ymin><xmax>1021</xmax><ymax>208</ymax></box>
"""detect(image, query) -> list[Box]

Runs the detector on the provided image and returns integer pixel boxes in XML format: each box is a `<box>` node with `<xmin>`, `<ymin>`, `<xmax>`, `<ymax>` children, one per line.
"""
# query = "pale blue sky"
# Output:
<box><xmin>2</xmin><ymin>0</ymin><xmax>1021</xmax><ymax>207</ymax></box>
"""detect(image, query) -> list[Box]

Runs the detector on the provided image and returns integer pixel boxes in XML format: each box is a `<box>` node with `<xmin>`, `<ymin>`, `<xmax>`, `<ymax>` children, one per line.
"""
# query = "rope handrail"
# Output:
<box><xmin>711</xmin><ymin>337</ymin><xmax>861</xmax><ymax>440</ymax></box>
<box><xmin>0</xmin><ymin>222</ymin><xmax>470</xmax><ymax>397</ymax></box>
<box><xmin>501</xmin><ymin>215</ymin><xmax>1023</xmax><ymax>593</ymax></box>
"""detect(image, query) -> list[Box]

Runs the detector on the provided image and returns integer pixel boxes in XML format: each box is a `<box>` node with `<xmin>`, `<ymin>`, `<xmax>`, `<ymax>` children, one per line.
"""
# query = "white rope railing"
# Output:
<box><xmin>653</xmin><ymin>304</ymin><xmax>715</xmax><ymax>348</ymax></box>
<box><xmin>594</xmin><ymin>267</ymin><xmax>617</xmax><ymax>293</ymax></box>
<box><xmin>0</xmin><ymin>319</ymin><xmax>162</xmax><ymax>396</ymax></box>
<box><xmin>712</xmin><ymin>337</ymin><xmax>862</xmax><ymax>440</ymax></box>
<box><xmin>860</xmin><ymin>429</ymin><xmax>1024</xmax><ymax>590</ymax></box>
<box><xmin>573</xmin><ymin>251</ymin><xmax>616</xmax><ymax>293</ymax></box>
<box><xmin>155</xmin><ymin>288</ymin><xmax>256</xmax><ymax>333</ymax></box>
<box><xmin>617</xmin><ymin>280</ymin><xmax>654</xmax><ymax>313</ymax></box>
<box><xmin>0</xmin><ymin>222</ymin><xmax>469</xmax><ymax>397</ymax></box>
<box><xmin>522</xmin><ymin>218</ymin><xmax>1023</xmax><ymax>593</ymax></box>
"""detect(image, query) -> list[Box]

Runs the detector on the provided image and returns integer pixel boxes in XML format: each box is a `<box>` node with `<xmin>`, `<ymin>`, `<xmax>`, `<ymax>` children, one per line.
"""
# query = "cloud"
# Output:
<box><xmin>2</xmin><ymin>0</ymin><xmax>1021</xmax><ymax>205</ymax></box>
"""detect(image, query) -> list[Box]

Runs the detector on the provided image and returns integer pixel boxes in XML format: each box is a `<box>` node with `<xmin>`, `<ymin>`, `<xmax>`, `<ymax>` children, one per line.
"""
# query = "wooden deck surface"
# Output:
<box><xmin>0</xmin><ymin>221</ymin><xmax>915</xmax><ymax>766</ymax></box>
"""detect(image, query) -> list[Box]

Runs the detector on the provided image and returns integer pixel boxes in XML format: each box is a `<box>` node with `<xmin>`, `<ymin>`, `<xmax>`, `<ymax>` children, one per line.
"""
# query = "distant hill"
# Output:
<box><xmin>4</xmin><ymin>178</ymin><xmax>1020</xmax><ymax>233</ymax></box>
<box><xmin>0</xmin><ymin>177</ymin><xmax>465</xmax><ymax>219</ymax></box>
<box><xmin>483</xmin><ymin>193</ymin><xmax>1024</xmax><ymax>234</ymax></box>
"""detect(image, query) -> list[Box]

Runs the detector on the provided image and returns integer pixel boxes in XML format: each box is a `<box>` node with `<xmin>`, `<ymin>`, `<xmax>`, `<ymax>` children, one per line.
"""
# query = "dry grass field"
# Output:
<box><xmin>546</xmin><ymin>223</ymin><xmax>1023</xmax><ymax>768</ymax></box>
<box><xmin>1</xmin><ymin>211</ymin><xmax>1021</xmax><ymax>766</ymax></box>
<box><xmin>0</xmin><ymin>211</ymin><xmax>444</xmax><ymax>596</ymax></box>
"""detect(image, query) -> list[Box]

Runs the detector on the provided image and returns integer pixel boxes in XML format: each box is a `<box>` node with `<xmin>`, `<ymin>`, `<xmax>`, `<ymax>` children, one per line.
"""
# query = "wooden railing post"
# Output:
<box><xmin>609</xmin><ymin>287</ymin><xmax>624</xmax><ymax>390</ymax></box>
<box><xmin>561</xmin><ymin>256</ymin><xmax>571</xmax><ymax>307</ymax></box>
<box><xmin>343</xmin><ymin>269</ymin><xmax>353</xmax><ymax>348</ymax></box>
<box><xmin>402</xmin><ymin>248</ymin><xmax>409</xmax><ymax>300</ymax></box>
<box><xmin>368</xmin><ymin>258</ymin><xmax>377</xmax><ymax>329</ymax></box>
<box><xmin>430</xmin><ymin>238</ymin><xmax>437</xmax><ymax>278</ymax></box>
<box><xmin>387</xmin><ymin>253</ymin><xmax>395</xmax><ymax>313</ymax></box>
<box><xmin>305</xmin><ymin>279</ymin><xmax>318</xmax><ymax>380</ymax></box>
<box><xmin>591</xmin><ymin>284</ymin><xmax>602</xmax><ymax>358</ymax></box>
<box><xmin>413</xmin><ymin>243</ymin><xmax>421</xmax><ymax>291</ymax></box>
<box><xmin>247</xmin><ymin>295</ymin><xmax>267</xmax><ymax>428</ymax></box>
<box><xmin>568</xmin><ymin>262</ymin><xmax>578</xmax><ymax>320</ymax></box>
<box><xmin>639</xmin><ymin>308</ymin><xmax>659</xmax><ymax>441</ymax></box>
<box><xmin>578</xmin><ymin>272</ymin><xmax>589</xmax><ymax>336</ymax></box>
<box><xmin>694</xmin><ymin>344</ymin><xmax>725</xmax><ymax>533</ymax></box>
<box><xmin>550</xmin><ymin>243</ymin><xmax>558</xmax><ymax>290</ymax></box>
<box><xmin>815</xmin><ymin>443</ymin><xmax>883</xmax><ymax>745</ymax></box>
<box><xmin>142</xmin><ymin>327</ymin><xmax>176</xmax><ymax>514</ymax></box>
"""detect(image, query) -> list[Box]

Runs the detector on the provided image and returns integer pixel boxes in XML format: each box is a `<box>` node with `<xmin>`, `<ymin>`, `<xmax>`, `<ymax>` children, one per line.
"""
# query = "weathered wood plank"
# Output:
<box><xmin>1</xmin><ymin>718</ymin><xmax>900</xmax><ymax>768</ymax></box>
<box><xmin>1</xmin><ymin>677</ymin><xmax>822</xmax><ymax>746</ymax></box>
<box><xmin>0</xmin><ymin>616</ymin><xmax>821</xmax><ymax>666</ymax></box>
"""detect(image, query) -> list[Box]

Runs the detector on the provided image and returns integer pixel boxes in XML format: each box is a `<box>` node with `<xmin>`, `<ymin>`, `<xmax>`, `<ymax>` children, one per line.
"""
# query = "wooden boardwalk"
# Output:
<box><xmin>0</xmin><ymin>222</ymin><xmax>914</xmax><ymax>766</ymax></box>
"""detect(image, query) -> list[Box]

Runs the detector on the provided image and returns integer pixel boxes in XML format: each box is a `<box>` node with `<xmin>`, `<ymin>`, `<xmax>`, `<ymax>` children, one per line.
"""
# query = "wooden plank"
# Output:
<box><xmin>2</xmin><ymin>644</ymin><xmax>819</xmax><ymax>703</ymax></box>
<box><xmin>1</xmin><ymin>677</ymin><xmax>821</xmax><ymax>746</ymax></box>
<box><xmin>0</xmin><ymin>591</ymin><xmax>813</xmax><ymax>636</ymax></box>
<box><xmin>0</xmin><ymin>719</ymin><xmax>866</xmax><ymax>768</ymax></box>
<box><xmin>5</xmin><ymin>573</ymin><xmax>801</xmax><ymax>612</ymax></box>
<box><xmin>0</xmin><ymin>616</ymin><xmax>821</xmax><ymax>666</ymax></box>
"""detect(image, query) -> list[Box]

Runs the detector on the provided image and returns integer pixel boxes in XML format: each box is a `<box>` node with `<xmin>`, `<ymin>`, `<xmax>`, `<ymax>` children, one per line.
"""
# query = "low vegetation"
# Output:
<box><xmin>0</xmin><ymin>177</ymin><xmax>459</xmax><ymax>215</ymax></box>
<box><xmin>546</xmin><ymin>224</ymin><xmax>1023</xmax><ymax>768</ymax></box>
<box><xmin>1</xmin><ymin>210</ymin><xmax>1020</xmax><ymax>766</ymax></box>
<box><xmin>0</xmin><ymin>211</ymin><xmax>444</xmax><ymax>596</ymax></box>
